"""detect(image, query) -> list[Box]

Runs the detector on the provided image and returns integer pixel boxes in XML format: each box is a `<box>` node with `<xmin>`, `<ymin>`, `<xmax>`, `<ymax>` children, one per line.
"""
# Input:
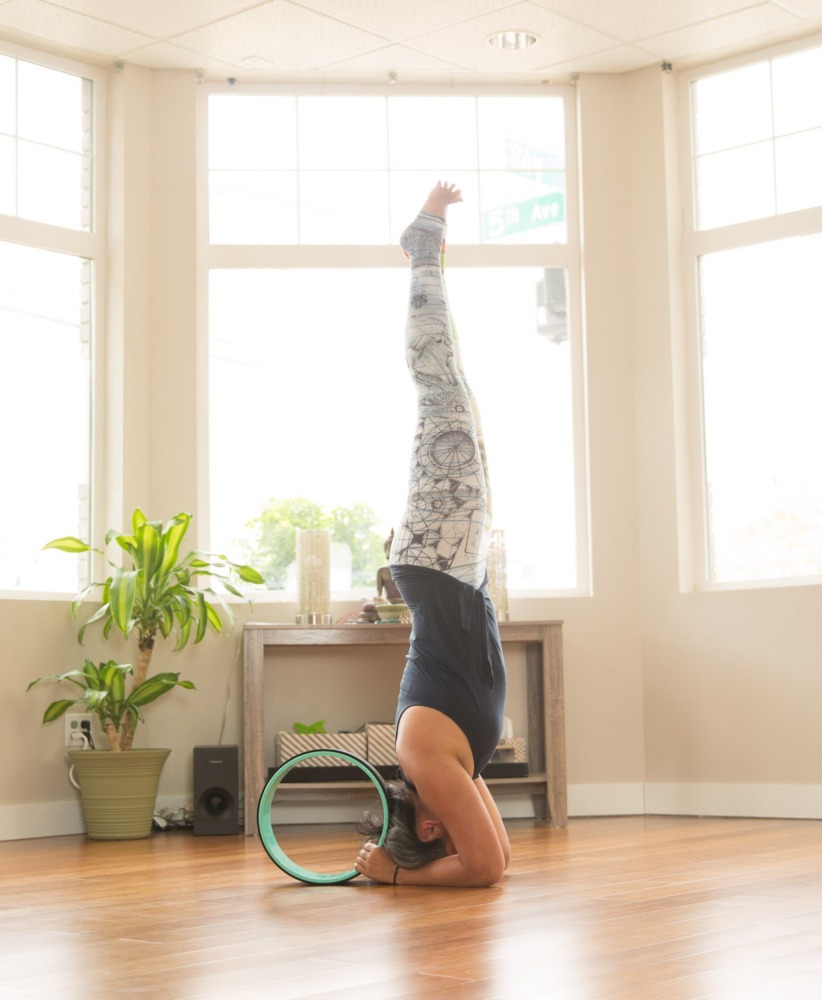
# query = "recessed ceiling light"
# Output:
<box><xmin>488</xmin><ymin>30</ymin><xmax>538</xmax><ymax>51</ymax></box>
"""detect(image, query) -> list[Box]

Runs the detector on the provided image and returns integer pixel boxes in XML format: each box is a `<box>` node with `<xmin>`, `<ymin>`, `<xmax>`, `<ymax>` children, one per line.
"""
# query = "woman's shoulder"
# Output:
<box><xmin>396</xmin><ymin>705</ymin><xmax>474</xmax><ymax>775</ymax></box>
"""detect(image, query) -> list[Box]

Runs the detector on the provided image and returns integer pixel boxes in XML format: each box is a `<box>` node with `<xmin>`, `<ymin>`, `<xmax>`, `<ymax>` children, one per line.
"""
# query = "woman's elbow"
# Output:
<box><xmin>476</xmin><ymin>862</ymin><xmax>506</xmax><ymax>886</ymax></box>
<box><xmin>467</xmin><ymin>852</ymin><xmax>506</xmax><ymax>886</ymax></box>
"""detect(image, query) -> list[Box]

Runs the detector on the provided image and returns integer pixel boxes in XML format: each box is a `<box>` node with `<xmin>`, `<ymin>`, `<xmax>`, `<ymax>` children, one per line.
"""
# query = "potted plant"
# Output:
<box><xmin>28</xmin><ymin>509</ymin><xmax>263</xmax><ymax>839</ymax></box>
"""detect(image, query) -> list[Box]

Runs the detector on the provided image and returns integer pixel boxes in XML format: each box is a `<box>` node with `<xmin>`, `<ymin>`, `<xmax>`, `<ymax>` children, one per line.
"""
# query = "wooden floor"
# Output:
<box><xmin>2</xmin><ymin>816</ymin><xmax>822</xmax><ymax>999</ymax></box>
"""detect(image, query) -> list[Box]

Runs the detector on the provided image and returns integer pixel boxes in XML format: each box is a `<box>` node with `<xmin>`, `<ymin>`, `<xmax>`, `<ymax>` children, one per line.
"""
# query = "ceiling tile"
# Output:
<box><xmin>172</xmin><ymin>0</ymin><xmax>390</xmax><ymax>71</ymax></box>
<box><xmin>0</xmin><ymin>0</ymin><xmax>152</xmax><ymax>55</ymax></box>
<box><xmin>2</xmin><ymin>0</ymin><xmax>822</xmax><ymax>78</ymax></box>
<box><xmin>46</xmin><ymin>0</ymin><xmax>264</xmax><ymax>40</ymax></box>
<box><xmin>530</xmin><ymin>0</ymin><xmax>763</xmax><ymax>43</ymax></box>
<box><xmin>122</xmin><ymin>40</ymin><xmax>242</xmax><ymax>74</ymax></box>
<box><xmin>544</xmin><ymin>44</ymin><xmax>662</xmax><ymax>75</ymax></box>
<box><xmin>292</xmin><ymin>0</ymin><xmax>512</xmax><ymax>42</ymax></box>
<box><xmin>774</xmin><ymin>0</ymin><xmax>822</xmax><ymax>15</ymax></box>
<box><xmin>321</xmin><ymin>41</ymin><xmax>469</xmax><ymax>74</ymax></box>
<box><xmin>640</xmin><ymin>2</ymin><xmax>801</xmax><ymax>59</ymax></box>
<box><xmin>410</xmin><ymin>1</ymin><xmax>620</xmax><ymax>72</ymax></box>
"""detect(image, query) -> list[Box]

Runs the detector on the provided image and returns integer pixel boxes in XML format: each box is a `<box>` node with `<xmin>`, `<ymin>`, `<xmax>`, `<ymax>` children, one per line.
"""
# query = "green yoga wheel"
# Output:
<box><xmin>257</xmin><ymin>748</ymin><xmax>391</xmax><ymax>885</ymax></box>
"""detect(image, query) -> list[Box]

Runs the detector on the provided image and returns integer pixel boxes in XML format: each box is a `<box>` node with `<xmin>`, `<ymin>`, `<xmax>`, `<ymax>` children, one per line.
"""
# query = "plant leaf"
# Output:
<box><xmin>159</xmin><ymin>604</ymin><xmax>174</xmax><ymax>639</ymax></box>
<box><xmin>114</xmin><ymin>534</ymin><xmax>137</xmax><ymax>556</ymax></box>
<box><xmin>294</xmin><ymin>719</ymin><xmax>326</xmax><ymax>734</ymax></box>
<box><xmin>69</xmin><ymin>582</ymin><xmax>100</xmax><ymax>618</ymax></box>
<box><xmin>100</xmin><ymin>660</ymin><xmax>127</xmax><ymax>705</ymax></box>
<box><xmin>84</xmin><ymin>689</ymin><xmax>110</xmax><ymax>711</ymax></box>
<box><xmin>237</xmin><ymin>563</ymin><xmax>265</xmax><ymax>585</ymax></box>
<box><xmin>27</xmin><ymin>671</ymin><xmax>88</xmax><ymax>691</ymax></box>
<box><xmin>42</xmin><ymin>536</ymin><xmax>90</xmax><ymax>554</ymax></box>
<box><xmin>109</xmin><ymin>569</ymin><xmax>138</xmax><ymax>635</ymax></box>
<box><xmin>130</xmin><ymin>672</ymin><xmax>195</xmax><ymax>707</ymax></box>
<box><xmin>81</xmin><ymin>659</ymin><xmax>101</xmax><ymax>685</ymax></box>
<box><xmin>174</xmin><ymin>613</ymin><xmax>192</xmax><ymax>652</ymax></box>
<box><xmin>194</xmin><ymin>591</ymin><xmax>209</xmax><ymax>644</ymax></box>
<box><xmin>43</xmin><ymin>700</ymin><xmax>77</xmax><ymax>722</ymax></box>
<box><xmin>158</xmin><ymin>514</ymin><xmax>192</xmax><ymax>578</ymax></box>
<box><xmin>205</xmin><ymin>599</ymin><xmax>225</xmax><ymax>634</ymax></box>
<box><xmin>137</xmin><ymin>520</ymin><xmax>162</xmax><ymax>583</ymax></box>
<box><xmin>77</xmin><ymin>602</ymin><xmax>112</xmax><ymax>644</ymax></box>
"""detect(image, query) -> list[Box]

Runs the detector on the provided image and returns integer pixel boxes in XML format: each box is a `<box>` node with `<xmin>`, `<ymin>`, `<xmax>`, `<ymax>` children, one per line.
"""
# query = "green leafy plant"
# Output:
<box><xmin>31</xmin><ymin>509</ymin><xmax>264</xmax><ymax>750</ymax></box>
<box><xmin>242</xmin><ymin>496</ymin><xmax>385</xmax><ymax>589</ymax></box>
<box><xmin>27</xmin><ymin>659</ymin><xmax>195</xmax><ymax>751</ymax></box>
<box><xmin>293</xmin><ymin>720</ymin><xmax>327</xmax><ymax>734</ymax></box>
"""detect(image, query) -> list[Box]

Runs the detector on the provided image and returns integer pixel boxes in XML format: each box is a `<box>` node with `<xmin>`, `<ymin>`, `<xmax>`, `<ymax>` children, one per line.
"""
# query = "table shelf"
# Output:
<box><xmin>243</xmin><ymin>621</ymin><xmax>566</xmax><ymax>834</ymax></box>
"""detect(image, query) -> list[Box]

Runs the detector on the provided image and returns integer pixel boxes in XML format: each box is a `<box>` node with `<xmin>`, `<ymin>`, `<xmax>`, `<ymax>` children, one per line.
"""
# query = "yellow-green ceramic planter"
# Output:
<box><xmin>68</xmin><ymin>748</ymin><xmax>171</xmax><ymax>840</ymax></box>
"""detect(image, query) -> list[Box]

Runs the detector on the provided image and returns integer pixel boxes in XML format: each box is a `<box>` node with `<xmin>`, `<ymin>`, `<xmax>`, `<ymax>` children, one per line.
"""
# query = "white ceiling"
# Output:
<box><xmin>1</xmin><ymin>0</ymin><xmax>822</xmax><ymax>83</ymax></box>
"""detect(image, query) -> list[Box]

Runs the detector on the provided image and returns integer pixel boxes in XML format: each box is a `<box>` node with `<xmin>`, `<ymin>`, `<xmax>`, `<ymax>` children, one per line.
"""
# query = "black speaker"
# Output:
<box><xmin>193</xmin><ymin>745</ymin><xmax>239</xmax><ymax>836</ymax></box>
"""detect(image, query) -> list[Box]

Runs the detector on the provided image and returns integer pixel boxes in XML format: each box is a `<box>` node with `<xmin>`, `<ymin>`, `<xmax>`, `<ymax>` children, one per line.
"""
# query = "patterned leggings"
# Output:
<box><xmin>389</xmin><ymin>211</ymin><xmax>492</xmax><ymax>589</ymax></box>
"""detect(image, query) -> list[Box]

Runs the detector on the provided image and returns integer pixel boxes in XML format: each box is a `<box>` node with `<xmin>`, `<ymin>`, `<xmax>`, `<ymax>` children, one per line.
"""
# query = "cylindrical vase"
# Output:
<box><xmin>295</xmin><ymin>528</ymin><xmax>332</xmax><ymax>625</ymax></box>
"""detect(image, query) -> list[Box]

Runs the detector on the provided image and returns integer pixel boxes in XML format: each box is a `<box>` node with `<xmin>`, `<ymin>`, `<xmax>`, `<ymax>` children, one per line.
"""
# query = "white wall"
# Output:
<box><xmin>3</xmin><ymin>59</ymin><xmax>821</xmax><ymax>841</ymax></box>
<box><xmin>623</xmin><ymin>66</ymin><xmax>822</xmax><ymax>818</ymax></box>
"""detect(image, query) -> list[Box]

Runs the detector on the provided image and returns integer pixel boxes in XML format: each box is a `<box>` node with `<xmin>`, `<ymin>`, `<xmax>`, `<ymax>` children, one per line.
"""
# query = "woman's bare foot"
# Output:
<box><xmin>399</xmin><ymin>182</ymin><xmax>461</xmax><ymax>261</ymax></box>
<box><xmin>420</xmin><ymin>181</ymin><xmax>463</xmax><ymax>220</ymax></box>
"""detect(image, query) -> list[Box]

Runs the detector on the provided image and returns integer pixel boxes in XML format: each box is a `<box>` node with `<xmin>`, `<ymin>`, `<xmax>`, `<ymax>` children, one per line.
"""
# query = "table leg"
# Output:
<box><xmin>243</xmin><ymin>629</ymin><xmax>265</xmax><ymax>836</ymax></box>
<box><xmin>543</xmin><ymin>629</ymin><xmax>568</xmax><ymax>827</ymax></box>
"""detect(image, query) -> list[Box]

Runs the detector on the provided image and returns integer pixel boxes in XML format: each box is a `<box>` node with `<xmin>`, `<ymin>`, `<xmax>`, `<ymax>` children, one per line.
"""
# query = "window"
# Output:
<box><xmin>0</xmin><ymin>46</ymin><xmax>100</xmax><ymax>592</ymax></box>
<box><xmin>206</xmin><ymin>91</ymin><xmax>585</xmax><ymax>594</ymax></box>
<box><xmin>0</xmin><ymin>53</ymin><xmax>93</xmax><ymax>230</ymax></box>
<box><xmin>208</xmin><ymin>94</ymin><xmax>567</xmax><ymax>246</ymax></box>
<box><xmin>685</xmin><ymin>43</ymin><xmax>822</xmax><ymax>585</ymax></box>
<box><xmin>692</xmin><ymin>50</ymin><xmax>822</xmax><ymax>229</ymax></box>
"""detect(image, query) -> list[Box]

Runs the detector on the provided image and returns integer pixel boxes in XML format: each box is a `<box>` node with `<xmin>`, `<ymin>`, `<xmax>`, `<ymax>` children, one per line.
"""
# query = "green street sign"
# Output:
<box><xmin>482</xmin><ymin>192</ymin><xmax>565</xmax><ymax>240</ymax></box>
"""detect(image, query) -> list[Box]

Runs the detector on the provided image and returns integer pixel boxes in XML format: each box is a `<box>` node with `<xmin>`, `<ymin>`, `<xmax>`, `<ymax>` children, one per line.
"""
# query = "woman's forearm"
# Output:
<box><xmin>395</xmin><ymin>852</ymin><xmax>505</xmax><ymax>888</ymax></box>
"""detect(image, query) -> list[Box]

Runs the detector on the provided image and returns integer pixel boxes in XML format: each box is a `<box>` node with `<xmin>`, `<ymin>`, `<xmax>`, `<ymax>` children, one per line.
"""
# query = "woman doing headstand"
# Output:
<box><xmin>355</xmin><ymin>183</ymin><xmax>509</xmax><ymax>887</ymax></box>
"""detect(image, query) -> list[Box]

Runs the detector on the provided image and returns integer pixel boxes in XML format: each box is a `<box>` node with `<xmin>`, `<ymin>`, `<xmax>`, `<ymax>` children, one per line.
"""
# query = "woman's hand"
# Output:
<box><xmin>354</xmin><ymin>842</ymin><xmax>397</xmax><ymax>883</ymax></box>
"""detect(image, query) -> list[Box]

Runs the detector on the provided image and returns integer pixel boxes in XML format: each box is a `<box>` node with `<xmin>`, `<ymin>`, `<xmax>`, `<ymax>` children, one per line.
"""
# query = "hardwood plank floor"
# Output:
<box><xmin>1</xmin><ymin>816</ymin><xmax>822</xmax><ymax>999</ymax></box>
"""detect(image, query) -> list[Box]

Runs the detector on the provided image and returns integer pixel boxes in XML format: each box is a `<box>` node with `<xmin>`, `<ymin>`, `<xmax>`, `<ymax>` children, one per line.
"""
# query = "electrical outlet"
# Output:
<box><xmin>65</xmin><ymin>713</ymin><xmax>94</xmax><ymax>749</ymax></box>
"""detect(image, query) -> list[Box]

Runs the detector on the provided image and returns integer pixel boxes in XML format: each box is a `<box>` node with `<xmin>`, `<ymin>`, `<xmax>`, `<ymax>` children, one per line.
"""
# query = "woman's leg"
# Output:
<box><xmin>440</xmin><ymin>249</ymin><xmax>494</xmax><ymax>531</ymax></box>
<box><xmin>390</xmin><ymin>183</ymin><xmax>491</xmax><ymax>588</ymax></box>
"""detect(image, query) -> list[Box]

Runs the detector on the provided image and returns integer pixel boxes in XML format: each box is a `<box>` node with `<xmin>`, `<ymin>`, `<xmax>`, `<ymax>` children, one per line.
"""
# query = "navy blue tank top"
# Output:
<box><xmin>390</xmin><ymin>564</ymin><xmax>507</xmax><ymax>778</ymax></box>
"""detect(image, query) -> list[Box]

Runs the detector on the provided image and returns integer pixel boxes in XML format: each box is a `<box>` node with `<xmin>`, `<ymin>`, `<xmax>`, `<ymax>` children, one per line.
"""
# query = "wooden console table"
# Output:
<box><xmin>243</xmin><ymin>620</ymin><xmax>566</xmax><ymax>835</ymax></box>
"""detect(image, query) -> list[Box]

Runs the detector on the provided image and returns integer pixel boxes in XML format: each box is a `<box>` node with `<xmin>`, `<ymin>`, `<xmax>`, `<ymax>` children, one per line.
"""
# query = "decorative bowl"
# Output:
<box><xmin>375</xmin><ymin>603</ymin><xmax>409</xmax><ymax>622</ymax></box>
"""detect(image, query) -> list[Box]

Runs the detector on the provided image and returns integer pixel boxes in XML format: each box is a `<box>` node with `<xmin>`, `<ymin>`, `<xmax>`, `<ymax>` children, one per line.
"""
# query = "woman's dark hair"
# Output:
<box><xmin>358</xmin><ymin>782</ymin><xmax>448</xmax><ymax>870</ymax></box>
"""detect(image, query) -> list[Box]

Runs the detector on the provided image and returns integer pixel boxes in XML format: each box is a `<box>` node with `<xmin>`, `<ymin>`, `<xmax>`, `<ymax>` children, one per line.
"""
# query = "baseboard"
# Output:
<box><xmin>0</xmin><ymin>794</ymin><xmax>184</xmax><ymax>842</ymax></box>
<box><xmin>644</xmin><ymin>782</ymin><xmax>822</xmax><ymax>820</ymax></box>
<box><xmin>4</xmin><ymin>784</ymin><xmax>821</xmax><ymax>841</ymax></box>
<box><xmin>568</xmin><ymin>783</ymin><xmax>645</xmax><ymax>816</ymax></box>
<box><xmin>569</xmin><ymin>782</ymin><xmax>822</xmax><ymax>820</ymax></box>
<box><xmin>0</xmin><ymin>800</ymin><xmax>85</xmax><ymax>841</ymax></box>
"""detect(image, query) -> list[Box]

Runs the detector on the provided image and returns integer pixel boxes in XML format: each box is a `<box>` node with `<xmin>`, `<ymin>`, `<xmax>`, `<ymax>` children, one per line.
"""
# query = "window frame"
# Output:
<box><xmin>0</xmin><ymin>40</ymin><xmax>107</xmax><ymax>599</ymax></box>
<box><xmin>197</xmin><ymin>82</ymin><xmax>590</xmax><ymax>599</ymax></box>
<box><xmin>678</xmin><ymin>32</ymin><xmax>822</xmax><ymax>591</ymax></box>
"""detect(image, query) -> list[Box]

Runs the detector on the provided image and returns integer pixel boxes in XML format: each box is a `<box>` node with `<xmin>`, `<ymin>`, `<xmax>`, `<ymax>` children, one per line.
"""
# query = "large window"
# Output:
<box><xmin>208</xmin><ymin>94</ymin><xmax>567</xmax><ymax>246</ymax></box>
<box><xmin>692</xmin><ymin>49</ymin><xmax>822</xmax><ymax>229</ymax></box>
<box><xmin>0</xmin><ymin>53</ymin><xmax>93</xmax><ymax>229</ymax></box>
<box><xmin>685</xmin><ymin>42</ymin><xmax>822</xmax><ymax>585</ymax></box>
<box><xmin>206</xmin><ymin>91</ymin><xmax>585</xmax><ymax>594</ymax></box>
<box><xmin>0</xmin><ymin>46</ymin><xmax>100</xmax><ymax>592</ymax></box>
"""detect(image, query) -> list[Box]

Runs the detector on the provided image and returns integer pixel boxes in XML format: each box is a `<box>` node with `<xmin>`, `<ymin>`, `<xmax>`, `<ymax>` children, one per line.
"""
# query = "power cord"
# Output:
<box><xmin>153</xmin><ymin>804</ymin><xmax>194</xmax><ymax>831</ymax></box>
<box><xmin>217</xmin><ymin>638</ymin><xmax>242</xmax><ymax>746</ymax></box>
